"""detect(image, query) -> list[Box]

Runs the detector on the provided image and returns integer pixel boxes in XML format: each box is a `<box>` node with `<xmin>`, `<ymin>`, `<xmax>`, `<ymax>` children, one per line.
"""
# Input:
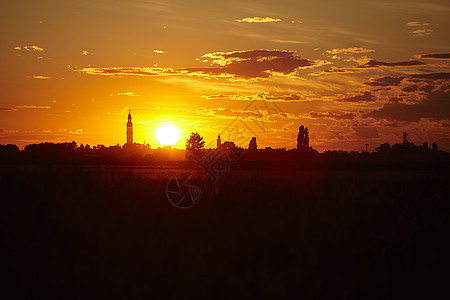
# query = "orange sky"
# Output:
<box><xmin>1</xmin><ymin>0</ymin><xmax>449</xmax><ymax>151</ymax></box>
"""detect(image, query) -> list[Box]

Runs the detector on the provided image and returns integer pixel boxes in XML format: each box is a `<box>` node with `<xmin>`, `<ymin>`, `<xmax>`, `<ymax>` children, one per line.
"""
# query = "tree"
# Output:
<box><xmin>185</xmin><ymin>132</ymin><xmax>205</xmax><ymax>160</ymax></box>
<box><xmin>222</xmin><ymin>141</ymin><xmax>236</xmax><ymax>150</ymax></box>
<box><xmin>376</xmin><ymin>143</ymin><xmax>391</xmax><ymax>153</ymax></box>
<box><xmin>432</xmin><ymin>142</ymin><xmax>439</xmax><ymax>152</ymax></box>
<box><xmin>248</xmin><ymin>137</ymin><xmax>257</xmax><ymax>151</ymax></box>
<box><xmin>297</xmin><ymin>125</ymin><xmax>310</xmax><ymax>150</ymax></box>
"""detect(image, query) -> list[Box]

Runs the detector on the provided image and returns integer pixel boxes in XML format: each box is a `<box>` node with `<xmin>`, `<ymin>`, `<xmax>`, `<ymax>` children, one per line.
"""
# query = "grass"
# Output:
<box><xmin>1</xmin><ymin>162</ymin><xmax>449</xmax><ymax>299</ymax></box>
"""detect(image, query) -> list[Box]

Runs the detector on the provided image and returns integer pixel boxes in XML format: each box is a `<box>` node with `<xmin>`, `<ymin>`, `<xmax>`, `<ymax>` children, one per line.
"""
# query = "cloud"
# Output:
<box><xmin>0</xmin><ymin>107</ymin><xmax>15</xmax><ymax>111</ymax></box>
<box><xmin>326</xmin><ymin>47</ymin><xmax>375</xmax><ymax>55</ymax></box>
<box><xmin>187</xmin><ymin>50</ymin><xmax>316</xmax><ymax>78</ymax></box>
<box><xmin>14</xmin><ymin>45</ymin><xmax>44</xmax><ymax>52</ymax></box>
<box><xmin>0</xmin><ymin>128</ymin><xmax>18</xmax><ymax>134</ymax></box>
<box><xmin>417</xmin><ymin>53</ymin><xmax>450</xmax><ymax>59</ymax></box>
<box><xmin>69</xmin><ymin>129</ymin><xmax>83</xmax><ymax>135</ymax></box>
<box><xmin>114</xmin><ymin>92</ymin><xmax>140</xmax><ymax>96</ymax></box>
<box><xmin>81</xmin><ymin>50</ymin><xmax>90</xmax><ymax>56</ymax></box>
<box><xmin>153</xmin><ymin>49</ymin><xmax>166</xmax><ymax>54</ymax></box>
<box><xmin>409</xmin><ymin>73</ymin><xmax>450</xmax><ymax>80</ymax></box>
<box><xmin>338</xmin><ymin>91</ymin><xmax>374</xmax><ymax>102</ymax></box>
<box><xmin>364</xmin><ymin>89</ymin><xmax>450</xmax><ymax>122</ymax></box>
<box><xmin>402</xmin><ymin>84</ymin><xmax>435</xmax><ymax>93</ymax></box>
<box><xmin>236</xmin><ymin>17</ymin><xmax>282</xmax><ymax>23</ymax></box>
<box><xmin>360</xmin><ymin>59</ymin><xmax>425</xmax><ymax>68</ymax></box>
<box><xmin>77</xmin><ymin>66</ymin><xmax>176</xmax><ymax>76</ymax></box>
<box><xmin>365</xmin><ymin>76</ymin><xmax>405</xmax><ymax>86</ymax></box>
<box><xmin>308</xmin><ymin>111</ymin><xmax>357</xmax><ymax>120</ymax></box>
<box><xmin>202</xmin><ymin>92</ymin><xmax>306</xmax><ymax>102</ymax></box>
<box><xmin>77</xmin><ymin>49</ymin><xmax>321</xmax><ymax>80</ymax></box>
<box><xmin>409</xmin><ymin>29</ymin><xmax>433</xmax><ymax>36</ymax></box>
<box><xmin>353</xmin><ymin>127</ymin><xmax>379</xmax><ymax>138</ymax></box>
<box><xmin>406</xmin><ymin>21</ymin><xmax>431</xmax><ymax>26</ymax></box>
<box><xmin>15</xmin><ymin>105</ymin><xmax>51</xmax><ymax>109</ymax></box>
<box><xmin>32</xmin><ymin>75</ymin><xmax>50</xmax><ymax>79</ymax></box>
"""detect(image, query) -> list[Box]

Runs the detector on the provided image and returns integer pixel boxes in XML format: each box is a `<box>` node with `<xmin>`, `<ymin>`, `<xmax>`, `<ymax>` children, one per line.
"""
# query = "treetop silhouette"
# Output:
<box><xmin>297</xmin><ymin>125</ymin><xmax>310</xmax><ymax>151</ymax></box>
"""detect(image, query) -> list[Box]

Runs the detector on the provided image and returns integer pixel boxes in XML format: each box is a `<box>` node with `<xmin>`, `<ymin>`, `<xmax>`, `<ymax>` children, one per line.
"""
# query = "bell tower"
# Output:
<box><xmin>217</xmin><ymin>134</ymin><xmax>221</xmax><ymax>149</ymax></box>
<box><xmin>127</xmin><ymin>110</ymin><xmax>133</xmax><ymax>145</ymax></box>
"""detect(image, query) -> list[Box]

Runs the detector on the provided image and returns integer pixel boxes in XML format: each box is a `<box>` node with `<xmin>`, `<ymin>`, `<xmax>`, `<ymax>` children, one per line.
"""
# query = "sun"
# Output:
<box><xmin>156</xmin><ymin>124</ymin><xmax>180</xmax><ymax>146</ymax></box>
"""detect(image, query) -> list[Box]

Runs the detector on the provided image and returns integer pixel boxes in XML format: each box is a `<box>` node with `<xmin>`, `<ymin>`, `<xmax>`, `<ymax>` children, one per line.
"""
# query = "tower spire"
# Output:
<box><xmin>217</xmin><ymin>134</ymin><xmax>221</xmax><ymax>149</ymax></box>
<box><xmin>127</xmin><ymin>110</ymin><xmax>133</xmax><ymax>145</ymax></box>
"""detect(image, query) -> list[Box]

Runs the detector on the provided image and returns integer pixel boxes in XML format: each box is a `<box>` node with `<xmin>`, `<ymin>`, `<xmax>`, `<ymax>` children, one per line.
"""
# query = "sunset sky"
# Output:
<box><xmin>1</xmin><ymin>0</ymin><xmax>449</xmax><ymax>151</ymax></box>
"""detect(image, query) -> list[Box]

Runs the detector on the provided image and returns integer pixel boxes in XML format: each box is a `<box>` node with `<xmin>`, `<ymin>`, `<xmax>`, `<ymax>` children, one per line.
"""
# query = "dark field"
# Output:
<box><xmin>1</xmin><ymin>162</ymin><xmax>449</xmax><ymax>299</ymax></box>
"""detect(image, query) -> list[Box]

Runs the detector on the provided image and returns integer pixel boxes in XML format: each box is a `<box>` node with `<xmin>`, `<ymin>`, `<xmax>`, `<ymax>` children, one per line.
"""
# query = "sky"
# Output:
<box><xmin>1</xmin><ymin>0</ymin><xmax>449</xmax><ymax>151</ymax></box>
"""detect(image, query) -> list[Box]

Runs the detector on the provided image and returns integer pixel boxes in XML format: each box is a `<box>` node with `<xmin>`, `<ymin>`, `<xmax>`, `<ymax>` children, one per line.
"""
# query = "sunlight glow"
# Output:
<box><xmin>156</xmin><ymin>125</ymin><xmax>180</xmax><ymax>146</ymax></box>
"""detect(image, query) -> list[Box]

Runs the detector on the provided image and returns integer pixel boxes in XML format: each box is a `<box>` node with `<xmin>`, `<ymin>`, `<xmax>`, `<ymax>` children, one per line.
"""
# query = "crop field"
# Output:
<box><xmin>1</xmin><ymin>162</ymin><xmax>448</xmax><ymax>298</ymax></box>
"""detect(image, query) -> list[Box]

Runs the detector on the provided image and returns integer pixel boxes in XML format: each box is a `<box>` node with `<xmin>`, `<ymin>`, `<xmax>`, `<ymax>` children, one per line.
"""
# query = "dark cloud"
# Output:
<box><xmin>338</xmin><ymin>91</ymin><xmax>374</xmax><ymax>102</ymax></box>
<box><xmin>365</xmin><ymin>76</ymin><xmax>405</xmax><ymax>86</ymax></box>
<box><xmin>359</xmin><ymin>59</ymin><xmax>425</xmax><ymax>68</ymax></box>
<box><xmin>401</xmin><ymin>85</ymin><xmax>419</xmax><ymax>92</ymax></box>
<box><xmin>353</xmin><ymin>127</ymin><xmax>379</xmax><ymax>138</ymax></box>
<box><xmin>418</xmin><ymin>53</ymin><xmax>450</xmax><ymax>59</ymax></box>
<box><xmin>409</xmin><ymin>72</ymin><xmax>450</xmax><ymax>80</ymax></box>
<box><xmin>364</xmin><ymin>89</ymin><xmax>450</xmax><ymax>122</ymax></box>
<box><xmin>0</xmin><ymin>107</ymin><xmax>14</xmax><ymax>111</ymax></box>
<box><xmin>388</xmin><ymin>97</ymin><xmax>403</xmax><ymax>103</ymax></box>
<box><xmin>185</xmin><ymin>50</ymin><xmax>315</xmax><ymax>78</ymax></box>
<box><xmin>402</xmin><ymin>84</ymin><xmax>435</xmax><ymax>93</ymax></box>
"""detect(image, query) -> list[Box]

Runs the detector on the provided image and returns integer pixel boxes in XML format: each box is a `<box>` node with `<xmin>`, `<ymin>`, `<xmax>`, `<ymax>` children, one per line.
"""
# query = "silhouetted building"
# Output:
<box><xmin>217</xmin><ymin>134</ymin><xmax>221</xmax><ymax>149</ymax></box>
<box><xmin>127</xmin><ymin>110</ymin><xmax>133</xmax><ymax>145</ymax></box>
<box><xmin>249</xmin><ymin>137</ymin><xmax>257</xmax><ymax>151</ymax></box>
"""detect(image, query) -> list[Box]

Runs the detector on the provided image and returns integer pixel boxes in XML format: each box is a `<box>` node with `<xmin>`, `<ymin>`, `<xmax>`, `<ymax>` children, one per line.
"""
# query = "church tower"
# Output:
<box><xmin>127</xmin><ymin>110</ymin><xmax>133</xmax><ymax>145</ymax></box>
<box><xmin>217</xmin><ymin>134</ymin><xmax>221</xmax><ymax>149</ymax></box>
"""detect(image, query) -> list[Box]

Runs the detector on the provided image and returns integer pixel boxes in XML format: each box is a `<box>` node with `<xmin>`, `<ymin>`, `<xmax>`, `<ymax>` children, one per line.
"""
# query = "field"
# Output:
<box><xmin>1</xmin><ymin>162</ymin><xmax>449</xmax><ymax>299</ymax></box>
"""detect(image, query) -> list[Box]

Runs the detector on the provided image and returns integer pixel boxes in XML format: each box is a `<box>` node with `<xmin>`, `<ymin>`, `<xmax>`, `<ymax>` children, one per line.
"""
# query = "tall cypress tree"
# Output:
<box><xmin>304</xmin><ymin>127</ymin><xmax>309</xmax><ymax>149</ymax></box>
<box><xmin>297</xmin><ymin>125</ymin><xmax>310</xmax><ymax>150</ymax></box>
<box><xmin>297</xmin><ymin>125</ymin><xmax>304</xmax><ymax>150</ymax></box>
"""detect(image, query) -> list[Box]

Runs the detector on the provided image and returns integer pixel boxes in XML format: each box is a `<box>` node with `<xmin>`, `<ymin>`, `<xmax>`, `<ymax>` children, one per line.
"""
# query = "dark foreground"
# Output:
<box><xmin>1</xmin><ymin>162</ymin><xmax>449</xmax><ymax>299</ymax></box>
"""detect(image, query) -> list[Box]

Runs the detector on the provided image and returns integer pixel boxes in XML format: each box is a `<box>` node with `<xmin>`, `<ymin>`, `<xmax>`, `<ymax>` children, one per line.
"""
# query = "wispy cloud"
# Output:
<box><xmin>406</xmin><ymin>21</ymin><xmax>431</xmax><ymax>26</ymax></box>
<box><xmin>360</xmin><ymin>59</ymin><xmax>425</xmax><ymax>68</ymax></box>
<box><xmin>337</xmin><ymin>91</ymin><xmax>375</xmax><ymax>103</ymax></box>
<box><xmin>202</xmin><ymin>92</ymin><xmax>307</xmax><ymax>102</ymax></box>
<box><xmin>409</xmin><ymin>29</ymin><xmax>433</xmax><ymax>36</ymax></box>
<box><xmin>14</xmin><ymin>45</ymin><xmax>44</xmax><ymax>52</ymax></box>
<box><xmin>113</xmin><ymin>92</ymin><xmax>140</xmax><ymax>97</ymax></box>
<box><xmin>77</xmin><ymin>66</ymin><xmax>176</xmax><ymax>76</ymax></box>
<box><xmin>236</xmin><ymin>17</ymin><xmax>282</xmax><ymax>23</ymax></box>
<box><xmin>32</xmin><ymin>75</ymin><xmax>50</xmax><ymax>79</ymax></box>
<box><xmin>326</xmin><ymin>47</ymin><xmax>375</xmax><ymax>55</ymax></box>
<box><xmin>417</xmin><ymin>53</ymin><xmax>450</xmax><ymax>60</ymax></box>
<box><xmin>307</xmin><ymin>111</ymin><xmax>357</xmax><ymax>120</ymax></box>
<box><xmin>153</xmin><ymin>49</ymin><xmax>166</xmax><ymax>54</ymax></box>
<box><xmin>15</xmin><ymin>105</ymin><xmax>51</xmax><ymax>109</ymax></box>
